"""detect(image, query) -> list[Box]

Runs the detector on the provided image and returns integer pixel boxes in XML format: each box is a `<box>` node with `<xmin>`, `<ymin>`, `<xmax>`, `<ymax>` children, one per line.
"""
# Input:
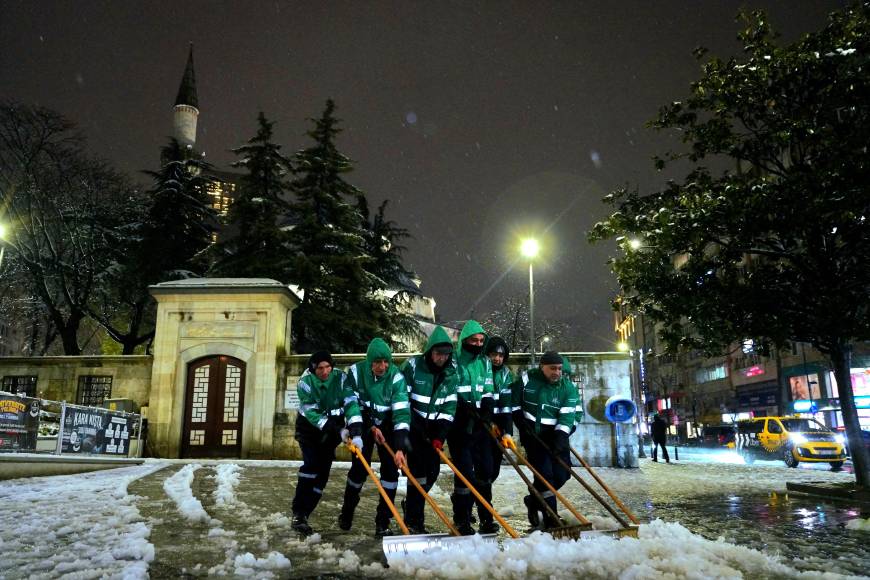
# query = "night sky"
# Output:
<box><xmin>0</xmin><ymin>1</ymin><xmax>843</xmax><ymax>350</ymax></box>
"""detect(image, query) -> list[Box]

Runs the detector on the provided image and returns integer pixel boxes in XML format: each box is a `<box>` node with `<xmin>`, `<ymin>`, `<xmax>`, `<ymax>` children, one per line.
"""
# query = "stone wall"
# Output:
<box><xmin>0</xmin><ymin>355</ymin><xmax>152</xmax><ymax>407</ymax></box>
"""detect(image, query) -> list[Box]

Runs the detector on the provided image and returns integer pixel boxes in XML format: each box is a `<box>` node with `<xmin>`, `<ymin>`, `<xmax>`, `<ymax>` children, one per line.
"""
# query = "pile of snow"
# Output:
<box><xmin>232</xmin><ymin>551</ymin><xmax>291</xmax><ymax>577</ymax></box>
<box><xmin>162</xmin><ymin>463</ymin><xmax>215</xmax><ymax>524</ymax></box>
<box><xmin>0</xmin><ymin>462</ymin><xmax>166</xmax><ymax>579</ymax></box>
<box><xmin>214</xmin><ymin>464</ymin><xmax>242</xmax><ymax>507</ymax></box>
<box><xmin>387</xmin><ymin>519</ymin><xmax>863</xmax><ymax>579</ymax></box>
<box><xmin>845</xmin><ymin>517</ymin><xmax>870</xmax><ymax>531</ymax></box>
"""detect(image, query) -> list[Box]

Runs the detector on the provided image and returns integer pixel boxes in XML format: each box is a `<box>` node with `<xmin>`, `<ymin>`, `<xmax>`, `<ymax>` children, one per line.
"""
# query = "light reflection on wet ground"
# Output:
<box><xmin>131</xmin><ymin>457</ymin><xmax>870</xmax><ymax>578</ymax></box>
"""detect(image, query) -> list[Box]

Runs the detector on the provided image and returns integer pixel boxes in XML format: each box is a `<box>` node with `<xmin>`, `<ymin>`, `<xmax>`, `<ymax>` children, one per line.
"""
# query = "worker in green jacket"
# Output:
<box><xmin>338</xmin><ymin>338</ymin><xmax>411</xmax><ymax>537</ymax></box>
<box><xmin>561</xmin><ymin>355</ymin><xmax>584</xmax><ymax>431</ymax></box>
<box><xmin>484</xmin><ymin>336</ymin><xmax>513</xmax><ymax>494</ymax></box>
<box><xmin>400</xmin><ymin>326</ymin><xmax>458</xmax><ymax>534</ymax></box>
<box><xmin>449</xmin><ymin>319</ymin><xmax>497</xmax><ymax>535</ymax></box>
<box><xmin>291</xmin><ymin>351</ymin><xmax>363</xmax><ymax>535</ymax></box>
<box><xmin>509</xmin><ymin>350</ymin><xmax>577</xmax><ymax>529</ymax></box>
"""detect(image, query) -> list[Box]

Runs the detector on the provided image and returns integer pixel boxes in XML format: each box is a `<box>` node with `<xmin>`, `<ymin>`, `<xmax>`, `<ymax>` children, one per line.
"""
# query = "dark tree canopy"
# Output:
<box><xmin>210</xmin><ymin>112</ymin><xmax>292</xmax><ymax>280</ymax></box>
<box><xmin>287</xmin><ymin>100</ymin><xmax>413</xmax><ymax>353</ymax></box>
<box><xmin>590</xmin><ymin>4</ymin><xmax>870</xmax><ymax>486</ymax></box>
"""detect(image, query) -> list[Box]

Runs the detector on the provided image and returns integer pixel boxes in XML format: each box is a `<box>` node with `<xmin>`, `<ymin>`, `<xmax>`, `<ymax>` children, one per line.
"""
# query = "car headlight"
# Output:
<box><xmin>834</xmin><ymin>434</ymin><xmax>845</xmax><ymax>445</ymax></box>
<box><xmin>789</xmin><ymin>433</ymin><xmax>807</xmax><ymax>444</ymax></box>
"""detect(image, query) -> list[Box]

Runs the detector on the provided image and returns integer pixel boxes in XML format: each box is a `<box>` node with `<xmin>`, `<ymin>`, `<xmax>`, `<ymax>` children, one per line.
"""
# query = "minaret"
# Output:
<box><xmin>173</xmin><ymin>44</ymin><xmax>199</xmax><ymax>147</ymax></box>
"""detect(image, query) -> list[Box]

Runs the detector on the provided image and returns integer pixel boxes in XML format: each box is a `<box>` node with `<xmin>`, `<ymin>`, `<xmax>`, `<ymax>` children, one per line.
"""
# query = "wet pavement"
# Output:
<box><xmin>129</xmin><ymin>456</ymin><xmax>870</xmax><ymax>578</ymax></box>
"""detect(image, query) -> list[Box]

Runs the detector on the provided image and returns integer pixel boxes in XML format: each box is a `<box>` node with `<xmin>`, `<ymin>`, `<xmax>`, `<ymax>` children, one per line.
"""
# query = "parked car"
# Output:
<box><xmin>700</xmin><ymin>424</ymin><xmax>736</xmax><ymax>448</ymax></box>
<box><xmin>736</xmin><ymin>416</ymin><xmax>846</xmax><ymax>470</ymax></box>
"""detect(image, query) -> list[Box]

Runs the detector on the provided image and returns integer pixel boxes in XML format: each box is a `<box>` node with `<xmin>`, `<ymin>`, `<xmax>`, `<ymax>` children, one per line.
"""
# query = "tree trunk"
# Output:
<box><xmin>58</xmin><ymin>312</ymin><xmax>84</xmax><ymax>355</ymax></box>
<box><xmin>830</xmin><ymin>342</ymin><xmax>870</xmax><ymax>489</ymax></box>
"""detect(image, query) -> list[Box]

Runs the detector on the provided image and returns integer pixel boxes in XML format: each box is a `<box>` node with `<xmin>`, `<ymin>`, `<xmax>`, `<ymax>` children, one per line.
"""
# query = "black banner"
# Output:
<box><xmin>61</xmin><ymin>406</ymin><xmax>134</xmax><ymax>455</ymax></box>
<box><xmin>0</xmin><ymin>393</ymin><xmax>41</xmax><ymax>451</ymax></box>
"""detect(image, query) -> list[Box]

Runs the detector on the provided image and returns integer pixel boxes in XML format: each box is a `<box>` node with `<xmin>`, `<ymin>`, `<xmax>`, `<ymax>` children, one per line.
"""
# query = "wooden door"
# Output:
<box><xmin>181</xmin><ymin>355</ymin><xmax>245</xmax><ymax>458</ymax></box>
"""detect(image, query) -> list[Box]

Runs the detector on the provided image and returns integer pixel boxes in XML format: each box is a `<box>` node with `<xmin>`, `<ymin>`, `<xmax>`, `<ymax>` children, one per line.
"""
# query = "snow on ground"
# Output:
<box><xmin>3</xmin><ymin>456</ymin><xmax>868</xmax><ymax>579</ymax></box>
<box><xmin>387</xmin><ymin>519</ymin><xmax>865</xmax><ymax>580</ymax></box>
<box><xmin>0</xmin><ymin>462</ymin><xmax>167</xmax><ymax>580</ymax></box>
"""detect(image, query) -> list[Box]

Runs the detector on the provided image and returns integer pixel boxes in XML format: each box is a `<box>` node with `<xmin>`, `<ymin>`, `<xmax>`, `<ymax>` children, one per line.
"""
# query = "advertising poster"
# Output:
<box><xmin>0</xmin><ymin>393</ymin><xmax>41</xmax><ymax>451</ymax></box>
<box><xmin>61</xmin><ymin>407</ymin><xmax>134</xmax><ymax>455</ymax></box>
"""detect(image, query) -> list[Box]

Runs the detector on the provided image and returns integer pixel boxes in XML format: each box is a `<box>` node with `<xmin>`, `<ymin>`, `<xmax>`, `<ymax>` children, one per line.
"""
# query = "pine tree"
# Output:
<box><xmin>358</xmin><ymin>197</ymin><xmax>422</xmax><ymax>348</ymax></box>
<box><xmin>211</xmin><ymin>112</ymin><xmax>292</xmax><ymax>279</ymax></box>
<box><xmin>287</xmin><ymin>100</ymin><xmax>389</xmax><ymax>353</ymax></box>
<box><xmin>141</xmin><ymin>138</ymin><xmax>217</xmax><ymax>281</ymax></box>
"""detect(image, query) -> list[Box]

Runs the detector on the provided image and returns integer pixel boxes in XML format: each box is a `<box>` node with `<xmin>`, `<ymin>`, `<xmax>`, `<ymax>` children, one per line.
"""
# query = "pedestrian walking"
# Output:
<box><xmin>338</xmin><ymin>338</ymin><xmax>411</xmax><ymax>536</ymax></box>
<box><xmin>291</xmin><ymin>351</ymin><xmax>363</xmax><ymax>535</ymax></box>
<box><xmin>651</xmin><ymin>412</ymin><xmax>670</xmax><ymax>463</ymax></box>
<box><xmin>509</xmin><ymin>351</ymin><xmax>577</xmax><ymax>529</ymax></box>
<box><xmin>448</xmin><ymin>320</ymin><xmax>497</xmax><ymax>535</ymax></box>
<box><xmin>399</xmin><ymin>326</ymin><xmax>458</xmax><ymax>534</ymax></box>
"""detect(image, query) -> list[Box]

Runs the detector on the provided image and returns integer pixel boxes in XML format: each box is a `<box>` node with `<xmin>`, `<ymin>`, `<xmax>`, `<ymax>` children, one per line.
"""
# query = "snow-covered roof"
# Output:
<box><xmin>149</xmin><ymin>278</ymin><xmax>301</xmax><ymax>302</ymax></box>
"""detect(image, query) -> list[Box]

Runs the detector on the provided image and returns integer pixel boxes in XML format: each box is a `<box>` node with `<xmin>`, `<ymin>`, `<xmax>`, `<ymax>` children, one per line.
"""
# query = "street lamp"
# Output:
<box><xmin>540</xmin><ymin>335</ymin><xmax>551</xmax><ymax>352</ymax></box>
<box><xmin>520</xmin><ymin>238</ymin><xmax>540</xmax><ymax>364</ymax></box>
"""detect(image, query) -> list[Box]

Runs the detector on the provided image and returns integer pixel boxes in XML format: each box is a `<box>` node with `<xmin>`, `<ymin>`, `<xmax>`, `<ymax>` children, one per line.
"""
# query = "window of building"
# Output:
<box><xmin>2</xmin><ymin>375</ymin><xmax>38</xmax><ymax>397</ymax></box>
<box><xmin>695</xmin><ymin>364</ymin><xmax>727</xmax><ymax>384</ymax></box>
<box><xmin>77</xmin><ymin>376</ymin><xmax>113</xmax><ymax>407</ymax></box>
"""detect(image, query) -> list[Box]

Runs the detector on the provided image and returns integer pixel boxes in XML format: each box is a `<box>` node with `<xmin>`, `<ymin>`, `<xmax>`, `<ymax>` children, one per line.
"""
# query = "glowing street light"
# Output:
<box><xmin>628</xmin><ymin>238</ymin><xmax>642</xmax><ymax>250</ymax></box>
<box><xmin>520</xmin><ymin>238</ymin><xmax>540</xmax><ymax>364</ymax></box>
<box><xmin>616</xmin><ymin>341</ymin><xmax>629</xmax><ymax>352</ymax></box>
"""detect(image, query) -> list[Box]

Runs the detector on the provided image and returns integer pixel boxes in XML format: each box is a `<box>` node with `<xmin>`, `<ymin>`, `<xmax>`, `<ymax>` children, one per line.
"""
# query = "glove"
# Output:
<box><xmin>553</xmin><ymin>431</ymin><xmax>569</xmax><ymax>454</ymax></box>
<box><xmin>393</xmin><ymin>430</ymin><xmax>412</xmax><ymax>453</ymax></box>
<box><xmin>501</xmin><ymin>434</ymin><xmax>515</xmax><ymax>449</ymax></box>
<box><xmin>431</xmin><ymin>439</ymin><xmax>444</xmax><ymax>451</ymax></box>
<box><xmin>340</xmin><ymin>428</ymin><xmax>350</xmax><ymax>442</ymax></box>
<box><xmin>351</xmin><ymin>435</ymin><xmax>364</xmax><ymax>449</ymax></box>
<box><xmin>489</xmin><ymin>423</ymin><xmax>502</xmax><ymax>439</ymax></box>
<box><xmin>372</xmin><ymin>426</ymin><xmax>386</xmax><ymax>445</ymax></box>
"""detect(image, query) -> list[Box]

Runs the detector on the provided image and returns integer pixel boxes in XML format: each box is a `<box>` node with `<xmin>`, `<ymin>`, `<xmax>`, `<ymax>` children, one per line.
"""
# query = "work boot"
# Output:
<box><xmin>406</xmin><ymin>521</ymin><xmax>429</xmax><ymax>534</ymax></box>
<box><xmin>478</xmin><ymin>520</ymin><xmax>500</xmax><ymax>534</ymax></box>
<box><xmin>451</xmin><ymin>493</ymin><xmax>475</xmax><ymax>536</ymax></box>
<box><xmin>523</xmin><ymin>495</ymin><xmax>541</xmax><ymax>529</ymax></box>
<box><xmin>292</xmin><ymin>513</ymin><xmax>313</xmax><ymax>535</ymax></box>
<box><xmin>375</xmin><ymin>517</ymin><xmax>394</xmax><ymax>537</ymax></box>
<box><xmin>338</xmin><ymin>485</ymin><xmax>361</xmax><ymax>531</ymax></box>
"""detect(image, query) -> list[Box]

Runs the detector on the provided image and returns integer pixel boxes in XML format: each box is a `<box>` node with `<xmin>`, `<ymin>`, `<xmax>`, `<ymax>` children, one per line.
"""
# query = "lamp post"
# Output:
<box><xmin>540</xmin><ymin>335</ymin><xmax>550</xmax><ymax>353</ymax></box>
<box><xmin>521</xmin><ymin>238</ymin><xmax>540</xmax><ymax>365</ymax></box>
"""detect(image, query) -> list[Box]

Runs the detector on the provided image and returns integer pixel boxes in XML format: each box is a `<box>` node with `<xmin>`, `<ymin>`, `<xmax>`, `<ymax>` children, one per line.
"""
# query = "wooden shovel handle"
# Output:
<box><xmin>435</xmin><ymin>447</ymin><xmax>520</xmax><ymax>538</ymax></box>
<box><xmin>347</xmin><ymin>442</ymin><xmax>410</xmax><ymax>535</ymax></box>
<box><xmin>376</xmin><ymin>432</ymin><xmax>460</xmax><ymax>536</ymax></box>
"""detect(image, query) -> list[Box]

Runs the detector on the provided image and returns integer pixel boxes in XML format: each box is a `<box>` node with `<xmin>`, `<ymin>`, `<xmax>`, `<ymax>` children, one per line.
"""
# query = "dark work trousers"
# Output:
<box><xmin>404</xmin><ymin>424</ymin><xmax>441</xmax><ymax>528</ymax></box>
<box><xmin>292</xmin><ymin>433</ymin><xmax>340</xmax><ymax>517</ymax></box>
<box><xmin>447</xmin><ymin>421</ymin><xmax>494</xmax><ymax>526</ymax></box>
<box><xmin>522</xmin><ymin>431</ymin><xmax>570</xmax><ymax>526</ymax></box>
<box><xmin>341</xmin><ymin>426</ymin><xmax>400</xmax><ymax>527</ymax></box>
<box><xmin>652</xmin><ymin>439</ymin><xmax>670</xmax><ymax>462</ymax></box>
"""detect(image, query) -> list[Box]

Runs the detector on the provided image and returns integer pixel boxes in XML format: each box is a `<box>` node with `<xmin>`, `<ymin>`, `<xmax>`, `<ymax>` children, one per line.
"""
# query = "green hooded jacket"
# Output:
<box><xmin>510</xmin><ymin>367</ymin><xmax>577</xmax><ymax>434</ymax></box>
<box><xmin>454</xmin><ymin>320</ymin><xmax>494</xmax><ymax>408</ymax></box>
<box><xmin>297</xmin><ymin>367</ymin><xmax>362</xmax><ymax>431</ymax></box>
<box><xmin>345</xmin><ymin>338</ymin><xmax>411</xmax><ymax>432</ymax></box>
<box><xmin>400</xmin><ymin>326</ymin><xmax>458</xmax><ymax>429</ymax></box>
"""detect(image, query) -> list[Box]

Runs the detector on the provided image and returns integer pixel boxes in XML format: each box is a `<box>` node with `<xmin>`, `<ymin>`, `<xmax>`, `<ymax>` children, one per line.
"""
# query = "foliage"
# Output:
<box><xmin>589</xmin><ymin>4</ymin><xmax>870</xmax><ymax>485</ymax></box>
<box><xmin>0</xmin><ymin>101</ymin><xmax>143</xmax><ymax>355</ymax></box>
<box><xmin>287</xmin><ymin>100</ymin><xmax>411</xmax><ymax>352</ymax></box>
<box><xmin>482</xmin><ymin>295</ymin><xmax>567</xmax><ymax>352</ymax></box>
<box><xmin>210</xmin><ymin>112</ymin><xmax>293</xmax><ymax>280</ymax></box>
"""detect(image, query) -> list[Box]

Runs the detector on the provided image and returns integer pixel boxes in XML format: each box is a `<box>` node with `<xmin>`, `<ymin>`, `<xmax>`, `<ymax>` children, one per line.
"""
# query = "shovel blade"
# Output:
<box><xmin>383</xmin><ymin>532</ymin><xmax>498</xmax><ymax>561</ymax></box>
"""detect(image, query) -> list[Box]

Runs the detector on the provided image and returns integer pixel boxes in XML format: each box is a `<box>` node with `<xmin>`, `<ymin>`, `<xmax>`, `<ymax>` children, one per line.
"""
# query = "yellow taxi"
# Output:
<box><xmin>735</xmin><ymin>416</ymin><xmax>846</xmax><ymax>470</ymax></box>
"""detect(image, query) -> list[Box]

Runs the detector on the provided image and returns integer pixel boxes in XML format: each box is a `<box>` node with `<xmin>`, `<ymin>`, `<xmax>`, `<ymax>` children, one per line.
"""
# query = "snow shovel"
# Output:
<box><xmin>526</xmin><ymin>429</ymin><xmax>638</xmax><ymax>530</ymax></box>
<box><xmin>435</xmin><ymin>446</ymin><xmax>521</xmax><ymax>539</ymax></box>
<box><xmin>345</xmin><ymin>441</ymin><xmax>410</xmax><ymax>535</ymax></box>
<box><xmin>569</xmin><ymin>445</ymin><xmax>640</xmax><ymax>528</ymax></box>
<box><xmin>483</xmin><ymin>425</ymin><xmax>579</xmax><ymax>532</ymax></box>
<box><xmin>498</xmin><ymin>435</ymin><xmax>596</xmax><ymax>538</ymax></box>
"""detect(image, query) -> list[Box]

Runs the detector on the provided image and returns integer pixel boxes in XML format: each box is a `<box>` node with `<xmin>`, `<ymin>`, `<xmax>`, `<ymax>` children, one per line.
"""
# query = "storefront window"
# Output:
<box><xmin>789</xmin><ymin>374</ymin><xmax>821</xmax><ymax>400</ymax></box>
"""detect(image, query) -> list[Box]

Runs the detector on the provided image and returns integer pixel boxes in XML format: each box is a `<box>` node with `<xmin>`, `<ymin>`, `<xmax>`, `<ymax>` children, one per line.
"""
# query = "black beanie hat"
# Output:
<box><xmin>540</xmin><ymin>351</ymin><xmax>562</xmax><ymax>365</ymax></box>
<box><xmin>308</xmin><ymin>350</ymin><xmax>334</xmax><ymax>372</ymax></box>
<box><xmin>485</xmin><ymin>336</ymin><xmax>510</xmax><ymax>363</ymax></box>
